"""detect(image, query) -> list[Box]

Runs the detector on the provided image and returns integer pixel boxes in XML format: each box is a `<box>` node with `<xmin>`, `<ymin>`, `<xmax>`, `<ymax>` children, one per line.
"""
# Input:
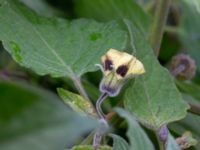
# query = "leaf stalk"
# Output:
<box><xmin>72</xmin><ymin>76</ymin><xmax>90</xmax><ymax>100</ymax></box>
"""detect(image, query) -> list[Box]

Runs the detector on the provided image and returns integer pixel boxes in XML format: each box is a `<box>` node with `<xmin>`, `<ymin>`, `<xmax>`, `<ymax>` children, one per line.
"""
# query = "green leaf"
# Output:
<box><xmin>0</xmin><ymin>0</ymin><xmax>127</xmax><ymax>78</ymax></box>
<box><xmin>179</xmin><ymin>0</ymin><xmax>200</xmax><ymax>71</ymax></box>
<box><xmin>57</xmin><ymin>88</ymin><xmax>96</xmax><ymax>117</ymax></box>
<box><xmin>109</xmin><ymin>134</ymin><xmax>129</xmax><ymax>150</ymax></box>
<box><xmin>123</xmin><ymin>20</ymin><xmax>189</xmax><ymax>129</ymax></box>
<box><xmin>0</xmin><ymin>80</ymin><xmax>97</xmax><ymax>150</ymax></box>
<box><xmin>166</xmin><ymin>135</ymin><xmax>181</xmax><ymax>150</ymax></box>
<box><xmin>116</xmin><ymin>108</ymin><xmax>155</xmax><ymax>150</ymax></box>
<box><xmin>74</xmin><ymin>0</ymin><xmax>150</xmax><ymax>34</ymax></box>
<box><xmin>71</xmin><ymin>145</ymin><xmax>112</xmax><ymax>150</ymax></box>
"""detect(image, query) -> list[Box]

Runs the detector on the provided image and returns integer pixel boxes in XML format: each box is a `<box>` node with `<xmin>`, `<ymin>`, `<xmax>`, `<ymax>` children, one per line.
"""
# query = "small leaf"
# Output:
<box><xmin>123</xmin><ymin>20</ymin><xmax>189</xmax><ymax>129</ymax></box>
<box><xmin>109</xmin><ymin>134</ymin><xmax>129</xmax><ymax>150</ymax></box>
<box><xmin>57</xmin><ymin>88</ymin><xmax>96</xmax><ymax>117</ymax></box>
<box><xmin>116</xmin><ymin>108</ymin><xmax>155</xmax><ymax>150</ymax></box>
<box><xmin>71</xmin><ymin>145</ymin><xmax>112</xmax><ymax>150</ymax></box>
<box><xmin>0</xmin><ymin>81</ymin><xmax>97</xmax><ymax>150</ymax></box>
<box><xmin>0</xmin><ymin>0</ymin><xmax>127</xmax><ymax>78</ymax></box>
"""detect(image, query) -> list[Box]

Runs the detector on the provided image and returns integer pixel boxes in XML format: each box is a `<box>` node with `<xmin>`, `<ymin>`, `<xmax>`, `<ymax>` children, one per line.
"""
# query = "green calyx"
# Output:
<box><xmin>100</xmin><ymin>71</ymin><xmax>124</xmax><ymax>97</ymax></box>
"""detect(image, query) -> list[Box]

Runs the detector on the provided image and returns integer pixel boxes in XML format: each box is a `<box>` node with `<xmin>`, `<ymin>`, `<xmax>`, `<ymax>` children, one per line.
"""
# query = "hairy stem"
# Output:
<box><xmin>188</xmin><ymin>102</ymin><xmax>200</xmax><ymax>116</ymax></box>
<box><xmin>72</xmin><ymin>76</ymin><xmax>89</xmax><ymax>100</ymax></box>
<box><xmin>149</xmin><ymin>0</ymin><xmax>171</xmax><ymax>57</ymax></box>
<box><xmin>92</xmin><ymin>93</ymin><xmax>108</xmax><ymax>149</ymax></box>
<box><xmin>96</xmin><ymin>93</ymin><xmax>108</xmax><ymax>119</ymax></box>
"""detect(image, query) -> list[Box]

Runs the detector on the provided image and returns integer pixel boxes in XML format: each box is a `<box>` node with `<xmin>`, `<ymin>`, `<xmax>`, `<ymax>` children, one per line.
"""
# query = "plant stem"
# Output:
<box><xmin>96</xmin><ymin>93</ymin><xmax>108</xmax><ymax>119</ymax></box>
<box><xmin>72</xmin><ymin>76</ymin><xmax>89</xmax><ymax>100</ymax></box>
<box><xmin>188</xmin><ymin>102</ymin><xmax>200</xmax><ymax>116</ymax></box>
<box><xmin>149</xmin><ymin>0</ymin><xmax>171</xmax><ymax>57</ymax></box>
<box><xmin>155</xmin><ymin>132</ymin><xmax>166</xmax><ymax>150</ymax></box>
<box><xmin>92</xmin><ymin>93</ymin><xmax>108</xmax><ymax>149</ymax></box>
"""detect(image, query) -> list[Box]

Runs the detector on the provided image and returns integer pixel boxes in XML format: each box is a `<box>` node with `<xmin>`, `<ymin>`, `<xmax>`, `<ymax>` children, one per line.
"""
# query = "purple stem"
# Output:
<box><xmin>96</xmin><ymin>93</ymin><xmax>108</xmax><ymax>119</ymax></box>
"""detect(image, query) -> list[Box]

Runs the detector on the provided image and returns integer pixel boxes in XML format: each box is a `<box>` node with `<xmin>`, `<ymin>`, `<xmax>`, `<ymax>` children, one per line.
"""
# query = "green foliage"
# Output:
<box><xmin>72</xmin><ymin>145</ymin><xmax>112</xmax><ymax>150</ymax></box>
<box><xmin>0</xmin><ymin>0</ymin><xmax>200</xmax><ymax>149</ymax></box>
<box><xmin>166</xmin><ymin>135</ymin><xmax>181</xmax><ymax>150</ymax></box>
<box><xmin>179</xmin><ymin>0</ymin><xmax>200</xmax><ymax>71</ymax></box>
<box><xmin>109</xmin><ymin>134</ymin><xmax>129</xmax><ymax>150</ymax></box>
<box><xmin>57</xmin><ymin>88</ymin><xmax>95</xmax><ymax>116</ymax></box>
<box><xmin>176</xmin><ymin>80</ymin><xmax>200</xmax><ymax>101</ymax></box>
<box><xmin>116</xmin><ymin>108</ymin><xmax>155</xmax><ymax>150</ymax></box>
<box><xmin>75</xmin><ymin>0</ymin><xmax>189</xmax><ymax>130</ymax></box>
<box><xmin>0</xmin><ymin>0</ymin><xmax>127</xmax><ymax>78</ymax></box>
<box><xmin>123</xmin><ymin>20</ymin><xmax>189</xmax><ymax>129</ymax></box>
<box><xmin>0</xmin><ymin>81</ymin><xmax>97</xmax><ymax>150</ymax></box>
<box><xmin>74</xmin><ymin>0</ymin><xmax>151</xmax><ymax>34</ymax></box>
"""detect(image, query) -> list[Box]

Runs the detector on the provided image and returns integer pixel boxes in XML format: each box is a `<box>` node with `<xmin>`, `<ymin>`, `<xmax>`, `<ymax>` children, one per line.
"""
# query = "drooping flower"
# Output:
<box><xmin>99</xmin><ymin>48</ymin><xmax>145</xmax><ymax>97</ymax></box>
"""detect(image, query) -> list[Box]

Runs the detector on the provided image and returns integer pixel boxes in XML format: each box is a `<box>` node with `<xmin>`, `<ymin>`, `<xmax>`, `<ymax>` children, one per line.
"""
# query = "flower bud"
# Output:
<box><xmin>168</xmin><ymin>54</ymin><xmax>196</xmax><ymax>80</ymax></box>
<box><xmin>99</xmin><ymin>49</ymin><xmax>145</xmax><ymax>97</ymax></box>
<box><xmin>158</xmin><ymin>125</ymin><xmax>169</xmax><ymax>143</ymax></box>
<box><xmin>176</xmin><ymin>131</ymin><xmax>198</xmax><ymax>149</ymax></box>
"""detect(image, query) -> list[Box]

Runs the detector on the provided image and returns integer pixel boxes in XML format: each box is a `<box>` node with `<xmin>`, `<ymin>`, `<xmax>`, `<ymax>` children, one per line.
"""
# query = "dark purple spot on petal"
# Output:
<box><xmin>105</xmin><ymin>59</ymin><xmax>113</xmax><ymax>71</ymax></box>
<box><xmin>116</xmin><ymin>65</ymin><xmax>128</xmax><ymax>77</ymax></box>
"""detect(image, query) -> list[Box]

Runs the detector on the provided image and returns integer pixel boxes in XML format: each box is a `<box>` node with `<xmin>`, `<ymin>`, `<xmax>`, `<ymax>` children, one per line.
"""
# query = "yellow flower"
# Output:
<box><xmin>99</xmin><ymin>48</ymin><xmax>145</xmax><ymax>96</ymax></box>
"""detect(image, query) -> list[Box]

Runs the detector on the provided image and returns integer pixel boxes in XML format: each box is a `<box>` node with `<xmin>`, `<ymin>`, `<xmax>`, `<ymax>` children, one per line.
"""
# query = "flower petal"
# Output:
<box><xmin>127</xmin><ymin>58</ymin><xmax>145</xmax><ymax>76</ymax></box>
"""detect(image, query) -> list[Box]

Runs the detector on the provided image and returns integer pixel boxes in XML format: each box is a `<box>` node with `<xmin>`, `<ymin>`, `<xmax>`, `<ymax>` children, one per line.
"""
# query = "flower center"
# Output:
<box><xmin>116</xmin><ymin>65</ymin><xmax>128</xmax><ymax>77</ymax></box>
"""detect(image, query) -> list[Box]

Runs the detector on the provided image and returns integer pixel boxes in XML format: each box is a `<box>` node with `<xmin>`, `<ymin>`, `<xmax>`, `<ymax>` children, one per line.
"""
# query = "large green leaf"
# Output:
<box><xmin>116</xmin><ymin>108</ymin><xmax>155</xmax><ymax>150</ymax></box>
<box><xmin>0</xmin><ymin>0</ymin><xmax>127</xmax><ymax>78</ymax></box>
<box><xmin>74</xmin><ymin>0</ymin><xmax>150</xmax><ymax>34</ymax></box>
<box><xmin>179</xmin><ymin>0</ymin><xmax>200</xmax><ymax>71</ymax></box>
<box><xmin>123</xmin><ymin>20</ymin><xmax>189</xmax><ymax>129</ymax></box>
<box><xmin>0</xmin><ymin>80</ymin><xmax>97</xmax><ymax>150</ymax></box>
